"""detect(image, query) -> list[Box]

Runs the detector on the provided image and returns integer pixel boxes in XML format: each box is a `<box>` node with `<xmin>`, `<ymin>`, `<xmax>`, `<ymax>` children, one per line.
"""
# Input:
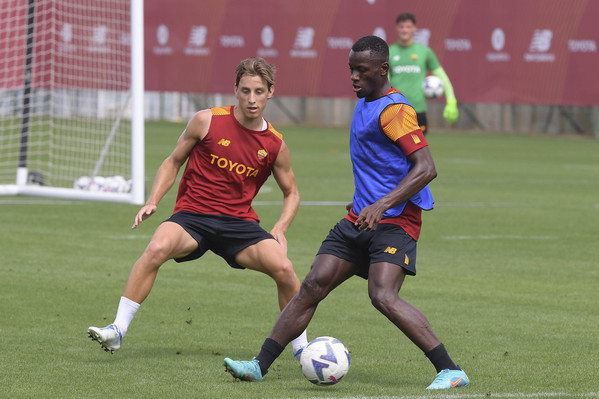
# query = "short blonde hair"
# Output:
<box><xmin>235</xmin><ymin>57</ymin><xmax>276</xmax><ymax>90</ymax></box>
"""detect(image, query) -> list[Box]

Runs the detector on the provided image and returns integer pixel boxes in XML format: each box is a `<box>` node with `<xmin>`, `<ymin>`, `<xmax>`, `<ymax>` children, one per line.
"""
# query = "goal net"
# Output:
<box><xmin>0</xmin><ymin>0</ymin><xmax>144</xmax><ymax>204</ymax></box>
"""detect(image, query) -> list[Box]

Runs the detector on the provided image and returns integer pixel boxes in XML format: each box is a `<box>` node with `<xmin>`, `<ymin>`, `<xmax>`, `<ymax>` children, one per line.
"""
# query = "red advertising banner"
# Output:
<box><xmin>2</xmin><ymin>0</ymin><xmax>598</xmax><ymax>105</ymax></box>
<box><xmin>1</xmin><ymin>0</ymin><xmax>130</xmax><ymax>91</ymax></box>
<box><xmin>0</xmin><ymin>0</ymin><xmax>28</xmax><ymax>89</ymax></box>
<box><xmin>143</xmin><ymin>0</ymin><xmax>599</xmax><ymax>105</ymax></box>
<box><xmin>49</xmin><ymin>1</ymin><xmax>131</xmax><ymax>91</ymax></box>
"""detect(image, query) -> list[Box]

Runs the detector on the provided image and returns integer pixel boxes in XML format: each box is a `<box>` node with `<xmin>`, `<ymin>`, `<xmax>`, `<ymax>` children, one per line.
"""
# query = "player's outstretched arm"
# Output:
<box><xmin>131</xmin><ymin>110</ymin><xmax>210</xmax><ymax>229</ymax></box>
<box><xmin>270</xmin><ymin>141</ymin><xmax>300</xmax><ymax>250</ymax></box>
<box><xmin>432</xmin><ymin>66</ymin><xmax>459</xmax><ymax>124</ymax></box>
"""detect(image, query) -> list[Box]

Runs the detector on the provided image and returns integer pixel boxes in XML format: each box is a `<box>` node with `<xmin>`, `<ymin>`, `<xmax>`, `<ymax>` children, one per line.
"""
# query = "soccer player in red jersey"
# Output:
<box><xmin>223</xmin><ymin>37</ymin><xmax>469</xmax><ymax>390</ymax></box>
<box><xmin>88</xmin><ymin>57</ymin><xmax>308</xmax><ymax>358</ymax></box>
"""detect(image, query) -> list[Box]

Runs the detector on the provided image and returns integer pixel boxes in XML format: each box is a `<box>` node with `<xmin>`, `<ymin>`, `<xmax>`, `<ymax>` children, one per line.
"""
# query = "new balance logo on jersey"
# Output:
<box><xmin>209</xmin><ymin>154</ymin><xmax>259</xmax><ymax>177</ymax></box>
<box><xmin>218</xmin><ymin>139</ymin><xmax>231</xmax><ymax>147</ymax></box>
<box><xmin>383</xmin><ymin>246</ymin><xmax>397</xmax><ymax>254</ymax></box>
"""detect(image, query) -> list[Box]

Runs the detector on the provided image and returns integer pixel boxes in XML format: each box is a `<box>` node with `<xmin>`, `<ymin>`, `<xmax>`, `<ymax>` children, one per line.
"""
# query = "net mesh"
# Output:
<box><xmin>0</xmin><ymin>0</ymin><xmax>132</xmax><ymax>188</ymax></box>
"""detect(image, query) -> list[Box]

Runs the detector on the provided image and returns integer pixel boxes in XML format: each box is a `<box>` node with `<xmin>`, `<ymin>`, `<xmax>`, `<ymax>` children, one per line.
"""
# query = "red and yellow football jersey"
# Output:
<box><xmin>174</xmin><ymin>106</ymin><xmax>283</xmax><ymax>222</ymax></box>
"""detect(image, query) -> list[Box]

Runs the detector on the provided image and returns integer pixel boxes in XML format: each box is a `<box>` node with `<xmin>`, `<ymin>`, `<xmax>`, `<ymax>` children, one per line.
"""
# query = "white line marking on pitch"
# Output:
<box><xmin>254</xmin><ymin>201</ymin><xmax>348</xmax><ymax>206</ymax></box>
<box><xmin>107</xmin><ymin>235</ymin><xmax>152</xmax><ymax>240</ymax></box>
<box><xmin>254</xmin><ymin>201</ymin><xmax>522</xmax><ymax>208</ymax></box>
<box><xmin>438</xmin><ymin>202</ymin><xmax>516</xmax><ymax>207</ymax></box>
<box><xmin>443</xmin><ymin>235</ymin><xmax>557</xmax><ymax>240</ymax></box>
<box><xmin>298</xmin><ymin>391</ymin><xmax>599</xmax><ymax>399</ymax></box>
<box><xmin>0</xmin><ymin>199</ymin><xmax>86</xmax><ymax>205</ymax></box>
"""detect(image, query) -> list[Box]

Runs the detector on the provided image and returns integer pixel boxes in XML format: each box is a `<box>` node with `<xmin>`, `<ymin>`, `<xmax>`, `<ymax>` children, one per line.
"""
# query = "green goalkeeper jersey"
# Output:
<box><xmin>388</xmin><ymin>42</ymin><xmax>441</xmax><ymax>113</ymax></box>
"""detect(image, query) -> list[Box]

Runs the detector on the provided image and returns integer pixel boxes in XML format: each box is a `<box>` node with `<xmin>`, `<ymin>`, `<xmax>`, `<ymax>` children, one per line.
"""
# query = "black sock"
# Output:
<box><xmin>255</xmin><ymin>338</ymin><xmax>285</xmax><ymax>376</ymax></box>
<box><xmin>425</xmin><ymin>343</ymin><xmax>458</xmax><ymax>373</ymax></box>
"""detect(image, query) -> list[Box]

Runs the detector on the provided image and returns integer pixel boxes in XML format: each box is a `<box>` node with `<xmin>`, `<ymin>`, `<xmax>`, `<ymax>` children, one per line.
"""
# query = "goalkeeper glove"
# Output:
<box><xmin>443</xmin><ymin>98</ymin><xmax>459</xmax><ymax>124</ymax></box>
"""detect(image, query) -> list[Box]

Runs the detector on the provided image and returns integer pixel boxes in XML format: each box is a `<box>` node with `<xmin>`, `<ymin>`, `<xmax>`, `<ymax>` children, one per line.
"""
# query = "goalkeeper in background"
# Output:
<box><xmin>389</xmin><ymin>12</ymin><xmax>459</xmax><ymax>134</ymax></box>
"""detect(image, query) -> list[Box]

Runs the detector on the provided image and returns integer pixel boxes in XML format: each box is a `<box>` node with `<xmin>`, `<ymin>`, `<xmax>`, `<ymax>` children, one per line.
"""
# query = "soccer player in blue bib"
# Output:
<box><xmin>223</xmin><ymin>36</ymin><xmax>469</xmax><ymax>390</ymax></box>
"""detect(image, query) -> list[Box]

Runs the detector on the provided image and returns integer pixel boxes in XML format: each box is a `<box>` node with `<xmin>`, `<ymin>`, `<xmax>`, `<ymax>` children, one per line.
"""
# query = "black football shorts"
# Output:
<box><xmin>317</xmin><ymin>218</ymin><xmax>417</xmax><ymax>278</ymax></box>
<box><xmin>165</xmin><ymin>211</ymin><xmax>274</xmax><ymax>269</ymax></box>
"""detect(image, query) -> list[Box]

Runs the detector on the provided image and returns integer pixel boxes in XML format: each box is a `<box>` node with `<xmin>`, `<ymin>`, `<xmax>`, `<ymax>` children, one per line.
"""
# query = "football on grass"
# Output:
<box><xmin>300</xmin><ymin>336</ymin><xmax>350</xmax><ymax>385</ymax></box>
<box><xmin>422</xmin><ymin>75</ymin><xmax>444</xmax><ymax>99</ymax></box>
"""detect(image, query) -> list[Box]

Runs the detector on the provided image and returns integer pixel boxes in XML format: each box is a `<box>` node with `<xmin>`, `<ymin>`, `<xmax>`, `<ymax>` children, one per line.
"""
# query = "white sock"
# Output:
<box><xmin>291</xmin><ymin>329</ymin><xmax>309</xmax><ymax>354</ymax></box>
<box><xmin>113</xmin><ymin>296</ymin><xmax>140</xmax><ymax>337</ymax></box>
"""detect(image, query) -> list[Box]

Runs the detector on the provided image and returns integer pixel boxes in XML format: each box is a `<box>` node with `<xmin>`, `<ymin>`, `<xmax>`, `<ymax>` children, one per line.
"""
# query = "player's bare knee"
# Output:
<box><xmin>297</xmin><ymin>276</ymin><xmax>328</xmax><ymax>303</ymax></box>
<box><xmin>274</xmin><ymin>275</ymin><xmax>300</xmax><ymax>296</ymax></box>
<box><xmin>143</xmin><ymin>237</ymin><xmax>173</xmax><ymax>265</ymax></box>
<box><xmin>280</xmin><ymin>257</ymin><xmax>295</xmax><ymax>274</ymax></box>
<box><xmin>369</xmin><ymin>290</ymin><xmax>395</xmax><ymax>315</ymax></box>
<box><xmin>271</xmin><ymin>258</ymin><xmax>297</xmax><ymax>283</ymax></box>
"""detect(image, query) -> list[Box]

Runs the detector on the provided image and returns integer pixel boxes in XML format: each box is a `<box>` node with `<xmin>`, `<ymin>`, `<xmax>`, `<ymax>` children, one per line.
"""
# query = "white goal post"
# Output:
<box><xmin>0</xmin><ymin>0</ymin><xmax>144</xmax><ymax>204</ymax></box>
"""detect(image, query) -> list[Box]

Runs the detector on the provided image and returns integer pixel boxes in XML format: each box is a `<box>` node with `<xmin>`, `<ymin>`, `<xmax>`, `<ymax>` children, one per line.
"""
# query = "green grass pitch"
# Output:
<box><xmin>1</xmin><ymin>121</ymin><xmax>598</xmax><ymax>398</ymax></box>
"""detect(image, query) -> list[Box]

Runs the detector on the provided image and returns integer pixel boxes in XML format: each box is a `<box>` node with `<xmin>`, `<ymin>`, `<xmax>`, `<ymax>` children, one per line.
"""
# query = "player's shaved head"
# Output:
<box><xmin>351</xmin><ymin>35</ymin><xmax>389</xmax><ymax>63</ymax></box>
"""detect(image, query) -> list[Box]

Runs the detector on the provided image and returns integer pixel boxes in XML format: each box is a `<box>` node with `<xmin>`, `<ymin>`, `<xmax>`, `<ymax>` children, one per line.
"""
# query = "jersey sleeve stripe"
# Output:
<box><xmin>211</xmin><ymin>106</ymin><xmax>231</xmax><ymax>116</ymax></box>
<box><xmin>267</xmin><ymin>122</ymin><xmax>283</xmax><ymax>140</ymax></box>
<box><xmin>380</xmin><ymin>103</ymin><xmax>421</xmax><ymax>142</ymax></box>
